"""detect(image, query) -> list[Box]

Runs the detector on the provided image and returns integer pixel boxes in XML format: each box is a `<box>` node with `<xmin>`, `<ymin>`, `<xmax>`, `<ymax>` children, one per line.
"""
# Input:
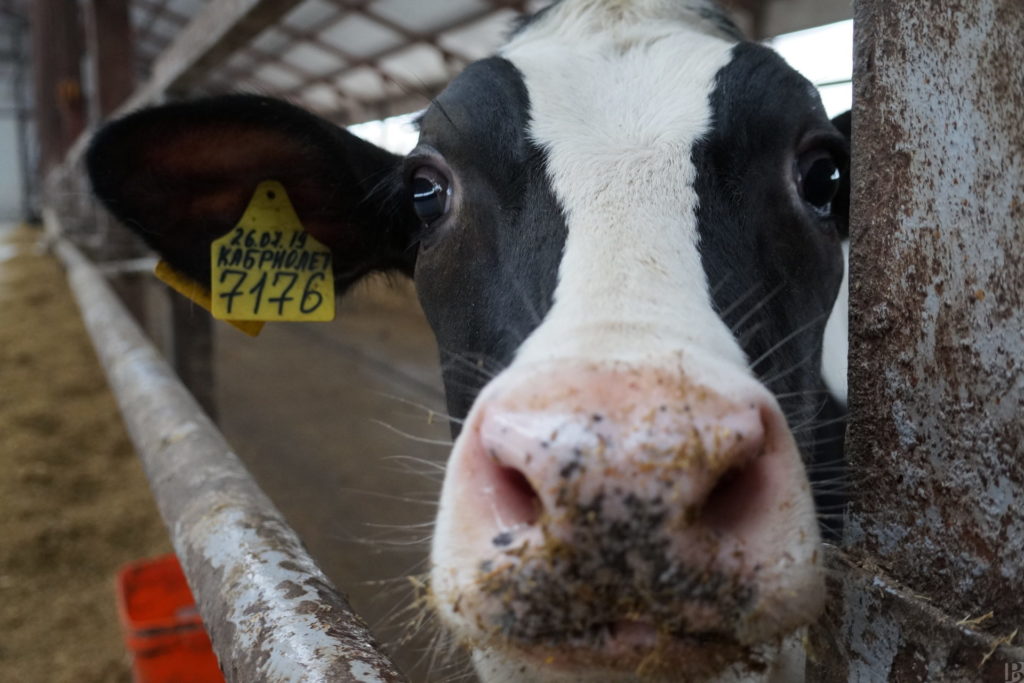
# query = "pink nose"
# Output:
<box><xmin>468</xmin><ymin>365</ymin><xmax>776</xmax><ymax>546</ymax></box>
<box><xmin>432</xmin><ymin>362</ymin><xmax>823</xmax><ymax>656</ymax></box>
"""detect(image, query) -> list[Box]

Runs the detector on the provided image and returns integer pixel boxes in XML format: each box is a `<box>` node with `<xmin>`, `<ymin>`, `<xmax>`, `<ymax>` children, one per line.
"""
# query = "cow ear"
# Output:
<box><xmin>830</xmin><ymin>110</ymin><xmax>851</xmax><ymax>238</ymax></box>
<box><xmin>86</xmin><ymin>95</ymin><xmax>416</xmax><ymax>293</ymax></box>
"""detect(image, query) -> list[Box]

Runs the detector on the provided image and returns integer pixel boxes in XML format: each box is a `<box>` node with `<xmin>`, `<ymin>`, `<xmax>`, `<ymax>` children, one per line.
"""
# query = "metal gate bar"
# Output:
<box><xmin>53</xmin><ymin>232</ymin><xmax>407</xmax><ymax>683</ymax></box>
<box><xmin>809</xmin><ymin>0</ymin><xmax>1024</xmax><ymax>679</ymax></box>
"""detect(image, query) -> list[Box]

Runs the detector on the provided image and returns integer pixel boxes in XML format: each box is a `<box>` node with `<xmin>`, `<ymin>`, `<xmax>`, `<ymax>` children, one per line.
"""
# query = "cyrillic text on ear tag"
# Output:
<box><xmin>210</xmin><ymin>180</ymin><xmax>335</xmax><ymax>322</ymax></box>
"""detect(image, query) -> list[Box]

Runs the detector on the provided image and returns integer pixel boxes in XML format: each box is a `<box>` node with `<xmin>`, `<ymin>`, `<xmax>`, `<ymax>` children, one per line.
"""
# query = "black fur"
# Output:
<box><xmin>410</xmin><ymin>58</ymin><xmax>568</xmax><ymax>424</ymax></box>
<box><xmin>87</xmin><ymin>95</ymin><xmax>415</xmax><ymax>293</ymax></box>
<box><xmin>693</xmin><ymin>42</ymin><xmax>849</xmax><ymax>538</ymax></box>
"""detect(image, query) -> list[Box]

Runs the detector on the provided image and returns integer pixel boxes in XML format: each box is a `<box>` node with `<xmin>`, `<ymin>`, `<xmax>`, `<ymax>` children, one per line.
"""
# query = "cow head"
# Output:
<box><xmin>87</xmin><ymin>1</ymin><xmax>849</xmax><ymax>680</ymax></box>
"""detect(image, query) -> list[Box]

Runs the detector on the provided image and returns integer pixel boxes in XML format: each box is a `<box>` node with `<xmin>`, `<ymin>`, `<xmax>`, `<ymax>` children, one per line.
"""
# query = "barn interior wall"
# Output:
<box><xmin>0</xmin><ymin>6</ymin><xmax>33</xmax><ymax>222</ymax></box>
<box><xmin>756</xmin><ymin>0</ymin><xmax>852</xmax><ymax>37</ymax></box>
<box><xmin>0</xmin><ymin>117</ymin><xmax>23</xmax><ymax>220</ymax></box>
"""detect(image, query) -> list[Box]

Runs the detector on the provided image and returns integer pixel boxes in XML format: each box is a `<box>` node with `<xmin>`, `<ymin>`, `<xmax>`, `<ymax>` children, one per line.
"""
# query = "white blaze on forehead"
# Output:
<box><xmin>502</xmin><ymin>0</ymin><xmax>745</xmax><ymax>370</ymax></box>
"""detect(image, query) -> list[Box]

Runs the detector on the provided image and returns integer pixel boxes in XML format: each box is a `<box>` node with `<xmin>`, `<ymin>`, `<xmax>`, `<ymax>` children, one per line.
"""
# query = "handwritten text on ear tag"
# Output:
<box><xmin>210</xmin><ymin>181</ymin><xmax>335</xmax><ymax>322</ymax></box>
<box><xmin>154</xmin><ymin>260</ymin><xmax>264</xmax><ymax>337</ymax></box>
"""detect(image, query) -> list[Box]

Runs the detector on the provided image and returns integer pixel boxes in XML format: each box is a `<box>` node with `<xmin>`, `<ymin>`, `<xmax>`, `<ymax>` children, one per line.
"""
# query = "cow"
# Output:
<box><xmin>86</xmin><ymin>0</ymin><xmax>850</xmax><ymax>680</ymax></box>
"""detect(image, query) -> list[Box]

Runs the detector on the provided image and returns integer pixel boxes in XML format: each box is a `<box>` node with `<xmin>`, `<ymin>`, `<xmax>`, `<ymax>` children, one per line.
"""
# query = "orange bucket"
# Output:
<box><xmin>116</xmin><ymin>554</ymin><xmax>224</xmax><ymax>683</ymax></box>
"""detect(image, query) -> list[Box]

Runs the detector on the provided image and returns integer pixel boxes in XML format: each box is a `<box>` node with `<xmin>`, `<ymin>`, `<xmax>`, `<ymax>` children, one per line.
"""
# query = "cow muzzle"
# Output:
<box><xmin>431</xmin><ymin>359</ymin><xmax>824</xmax><ymax>679</ymax></box>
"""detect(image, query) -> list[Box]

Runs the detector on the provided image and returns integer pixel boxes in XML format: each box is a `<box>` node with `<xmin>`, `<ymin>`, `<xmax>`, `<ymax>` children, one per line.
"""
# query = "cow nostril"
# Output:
<box><xmin>700</xmin><ymin>453</ymin><xmax>767</xmax><ymax>534</ymax></box>
<box><xmin>494</xmin><ymin>465</ymin><xmax>542</xmax><ymax>527</ymax></box>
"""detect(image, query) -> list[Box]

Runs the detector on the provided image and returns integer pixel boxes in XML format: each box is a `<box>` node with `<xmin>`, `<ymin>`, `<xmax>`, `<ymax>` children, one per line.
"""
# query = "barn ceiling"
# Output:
<box><xmin>2</xmin><ymin>0</ymin><xmax>851</xmax><ymax>126</ymax></box>
<box><xmin>130</xmin><ymin>0</ymin><xmax>544</xmax><ymax>124</ymax></box>
<box><xmin>126</xmin><ymin>0</ymin><xmax>850</xmax><ymax>125</ymax></box>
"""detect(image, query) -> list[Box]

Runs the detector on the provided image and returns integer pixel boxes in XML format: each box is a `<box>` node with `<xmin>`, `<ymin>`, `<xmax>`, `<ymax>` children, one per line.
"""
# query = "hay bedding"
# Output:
<box><xmin>0</xmin><ymin>225</ymin><xmax>170</xmax><ymax>682</ymax></box>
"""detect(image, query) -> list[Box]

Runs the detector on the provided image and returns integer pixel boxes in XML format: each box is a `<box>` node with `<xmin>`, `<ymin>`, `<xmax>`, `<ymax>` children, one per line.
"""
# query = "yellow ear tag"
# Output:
<box><xmin>210</xmin><ymin>180</ymin><xmax>335</xmax><ymax>322</ymax></box>
<box><xmin>153</xmin><ymin>260</ymin><xmax>264</xmax><ymax>337</ymax></box>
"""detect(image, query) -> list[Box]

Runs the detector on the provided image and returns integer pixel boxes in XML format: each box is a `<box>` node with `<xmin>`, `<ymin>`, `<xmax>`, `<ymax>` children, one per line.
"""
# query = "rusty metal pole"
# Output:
<box><xmin>53</xmin><ymin>233</ymin><xmax>408</xmax><ymax>683</ymax></box>
<box><xmin>810</xmin><ymin>1</ymin><xmax>1024</xmax><ymax>680</ymax></box>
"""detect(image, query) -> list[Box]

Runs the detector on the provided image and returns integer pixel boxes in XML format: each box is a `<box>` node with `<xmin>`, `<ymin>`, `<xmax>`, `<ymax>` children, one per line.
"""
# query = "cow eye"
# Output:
<box><xmin>411</xmin><ymin>167</ymin><xmax>451</xmax><ymax>226</ymax></box>
<box><xmin>795</xmin><ymin>149</ymin><xmax>841</xmax><ymax>212</ymax></box>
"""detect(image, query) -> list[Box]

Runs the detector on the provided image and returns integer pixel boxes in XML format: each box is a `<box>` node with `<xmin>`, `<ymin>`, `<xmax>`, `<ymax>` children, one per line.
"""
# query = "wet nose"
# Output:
<box><xmin>471</xmin><ymin>366</ymin><xmax>773</xmax><ymax>542</ymax></box>
<box><xmin>432</xmin><ymin>361</ymin><xmax>824</xmax><ymax>654</ymax></box>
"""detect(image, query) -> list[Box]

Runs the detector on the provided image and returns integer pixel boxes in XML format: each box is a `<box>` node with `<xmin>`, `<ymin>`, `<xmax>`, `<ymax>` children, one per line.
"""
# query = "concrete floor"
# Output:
<box><xmin>212</xmin><ymin>278</ymin><xmax>470</xmax><ymax>680</ymax></box>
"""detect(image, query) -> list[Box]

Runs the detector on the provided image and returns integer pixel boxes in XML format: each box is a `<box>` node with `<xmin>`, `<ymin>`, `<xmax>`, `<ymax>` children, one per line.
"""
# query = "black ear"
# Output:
<box><xmin>830</xmin><ymin>110</ymin><xmax>851</xmax><ymax>238</ymax></box>
<box><xmin>87</xmin><ymin>94</ymin><xmax>416</xmax><ymax>292</ymax></box>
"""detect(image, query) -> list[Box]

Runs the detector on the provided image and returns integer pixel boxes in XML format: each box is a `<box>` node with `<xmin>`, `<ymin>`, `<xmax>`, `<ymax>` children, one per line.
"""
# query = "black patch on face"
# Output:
<box><xmin>692</xmin><ymin>42</ymin><xmax>848</xmax><ymax>538</ymax></box>
<box><xmin>411</xmin><ymin>58</ymin><xmax>568</xmax><ymax>427</ymax></box>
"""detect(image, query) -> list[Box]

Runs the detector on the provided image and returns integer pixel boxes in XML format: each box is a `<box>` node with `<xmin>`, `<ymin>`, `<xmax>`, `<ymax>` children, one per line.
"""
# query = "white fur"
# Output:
<box><xmin>501</xmin><ymin>1</ymin><xmax>745</xmax><ymax>372</ymax></box>
<box><xmin>821</xmin><ymin>240</ymin><xmax>848</xmax><ymax>405</ymax></box>
<box><xmin>431</xmin><ymin>4</ymin><xmax>826</xmax><ymax>682</ymax></box>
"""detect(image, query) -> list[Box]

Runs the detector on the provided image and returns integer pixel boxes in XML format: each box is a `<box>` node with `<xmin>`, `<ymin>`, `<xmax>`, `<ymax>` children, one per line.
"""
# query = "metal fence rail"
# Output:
<box><xmin>52</xmin><ymin>231</ymin><xmax>407</xmax><ymax>683</ymax></box>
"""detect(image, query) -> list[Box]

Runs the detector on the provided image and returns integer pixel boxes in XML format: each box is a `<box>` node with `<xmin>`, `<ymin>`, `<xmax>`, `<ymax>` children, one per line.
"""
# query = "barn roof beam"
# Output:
<box><xmin>280</xmin><ymin>0</ymin><xmax>526</xmax><ymax>98</ymax></box>
<box><xmin>133</xmin><ymin>0</ymin><xmax>173</xmax><ymax>54</ymax></box>
<box><xmin>124</xmin><ymin>0</ymin><xmax>305</xmax><ymax>108</ymax></box>
<box><xmin>129</xmin><ymin>0</ymin><xmax>384</xmax><ymax>127</ymax></box>
<box><xmin>219</xmin><ymin>0</ymin><xmax>371</xmax><ymax>93</ymax></box>
<box><xmin>133</xmin><ymin>1</ymin><xmax>320</xmax><ymax>89</ymax></box>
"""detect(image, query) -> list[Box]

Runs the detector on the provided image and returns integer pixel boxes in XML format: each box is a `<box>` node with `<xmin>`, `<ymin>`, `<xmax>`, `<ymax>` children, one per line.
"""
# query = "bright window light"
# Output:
<box><xmin>348</xmin><ymin>111</ymin><xmax>420</xmax><ymax>155</ymax></box>
<box><xmin>769</xmin><ymin>19</ymin><xmax>854</xmax><ymax>118</ymax></box>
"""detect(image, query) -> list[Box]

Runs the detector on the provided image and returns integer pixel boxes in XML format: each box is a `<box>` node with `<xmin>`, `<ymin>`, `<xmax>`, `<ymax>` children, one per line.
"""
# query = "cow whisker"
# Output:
<box><xmin>716</xmin><ymin>279</ymin><xmax>762</xmax><ymax>323</ymax></box>
<box><xmin>441</xmin><ymin>349</ymin><xmax>502</xmax><ymax>382</ymax></box>
<box><xmin>332</xmin><ymin>526</ymin><xmax>434</xmax><ymax>549</ymax></box>
<box><xmin>784</xmin><ymin>395</ymin><xmax>830</xmax><ymax>422</ymax></box>
<box><xmin>804</xmin><ymin>464</ymin><xmax>851</xmax><ymax>477</ymax></box>
<box><xmin>790</xmin><ymin>413</ymin><xmax>849</xmax><ymax>435</ymax></box>
<box><xmin>371</xmin><ymin>419</ymin><xmax>455</xmax><ymax>447</ymax></box>
<box><xmin>797</xmin><ymin>434</ymin><xmax>847</xmax><ymax>450</ymax></box>
<box><xmin>372</xmin><ymin>391</ymin><xmax>463</xmax><ymax>425</ymax></box>
<box><xmin>708</xmin><ymin>270</ymin><xmax>734</xmax><ymax>300</ymax></box>
<box><xmin>381</xmin><ymin>455</ymin><xmax>448</xmax><ymax>483</ymax></box>
<box><xmin>334</xmin><ymin>486</ymin><xmax>439</xmax><ymax>507</ymax></box>
<box><xmin>364</xmin><ymin>571</ymin><xmax>472</xmax><ymax>683</ymax></box>
<box><xmin>774</xmin><ymin>388</ymin><xmax>835</xmax><ymax>401</ymax></box>
<box><xmin>728</xmin><ymin>282</ymin><xmax>785</xmax><ymax>337</ymax></box>
<box><xmin>365</xmin><ymin>519</ymin><xmax>437</xmax><ymax>531</ymax></box>
<box><xmin>761</xmin><ymin>348</ymin><xmax>820</xmax><ymax>390</ymax></box>
<box><xmin>750</xmin><ymin>312</ymin><xmax>829</xmax><ymax>372</ymax></box>
<box><xmin>366</xmin><ymin>569</ymin><xmax>436</xmax><ymax>636</ymax></box>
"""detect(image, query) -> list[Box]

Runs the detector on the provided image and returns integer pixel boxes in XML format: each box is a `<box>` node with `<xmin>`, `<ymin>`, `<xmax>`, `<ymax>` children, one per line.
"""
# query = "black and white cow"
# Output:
<box><xmin>87</xmin><ymin>1</ymin><xmax>850</xmax><ymax>680</ymax></box>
